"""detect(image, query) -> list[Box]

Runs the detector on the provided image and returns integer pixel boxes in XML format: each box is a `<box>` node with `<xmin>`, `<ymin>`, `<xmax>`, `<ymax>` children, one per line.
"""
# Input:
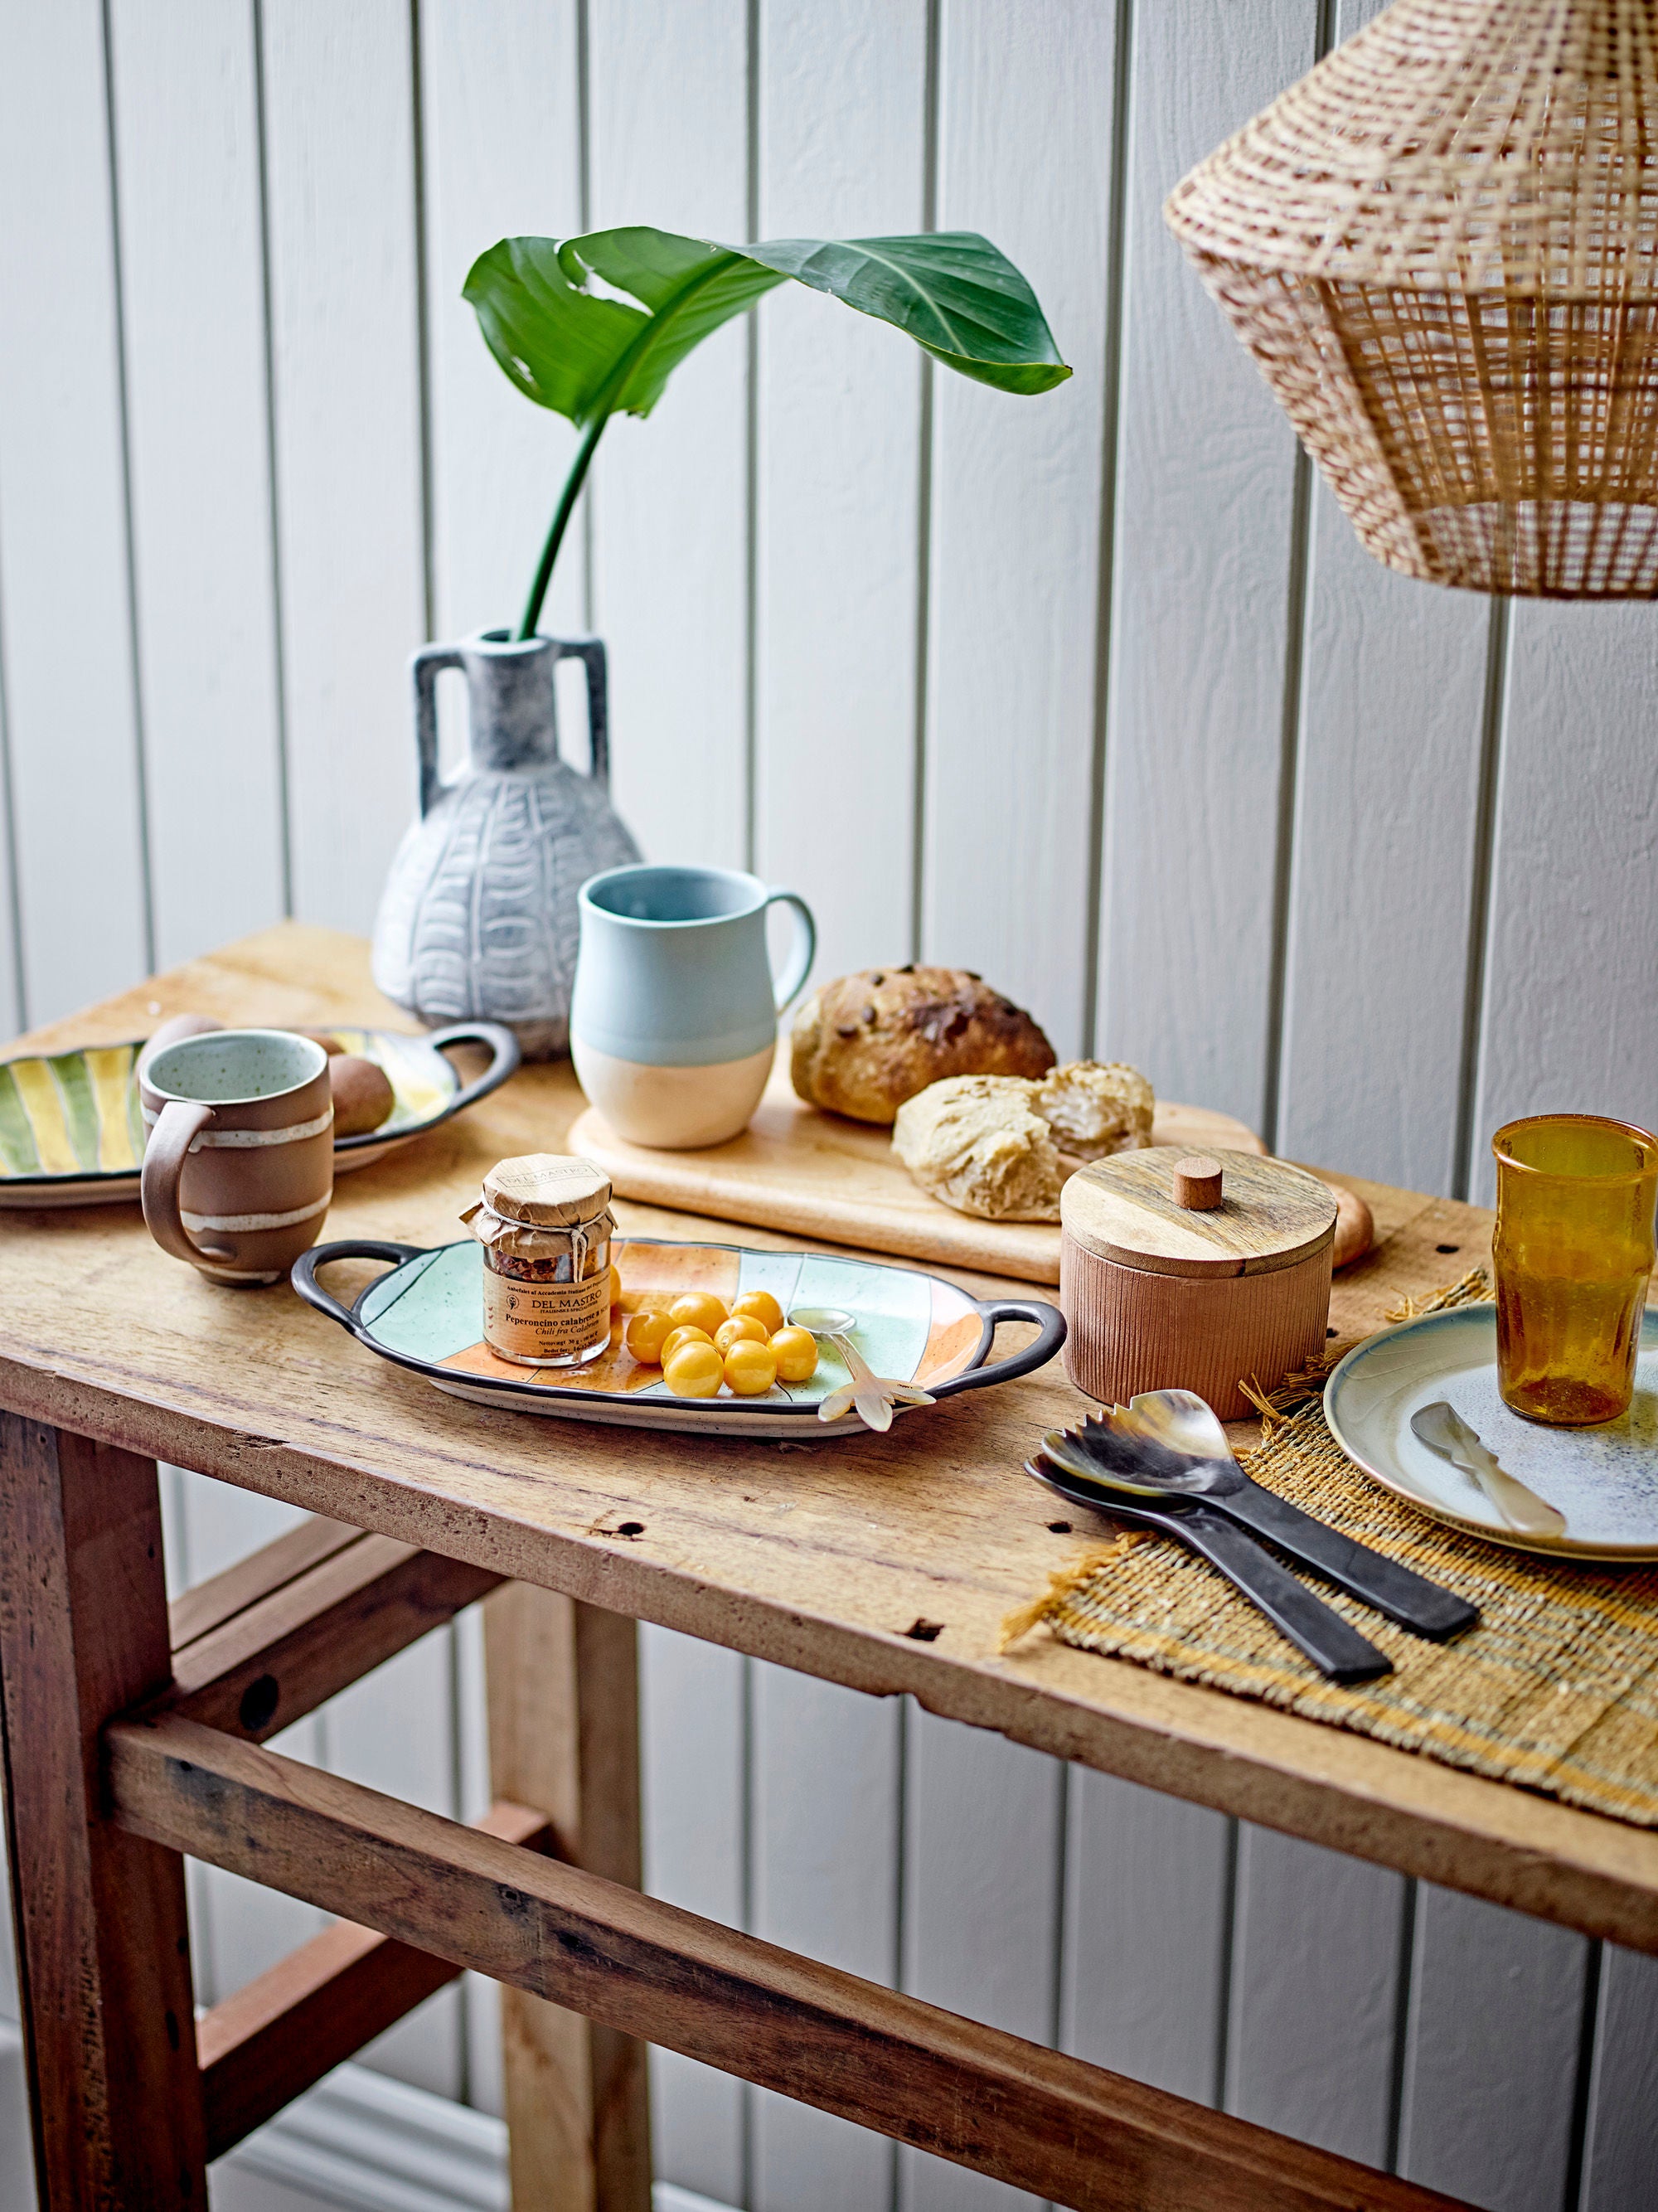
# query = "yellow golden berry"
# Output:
<box><xmin>624</xmin><ymin>1307</ymin><xmax>675</xmax><ymax>1365</ymax></box>
<box><xmin>715</xmin><ymin>1314</ymin><xmax>768</xmax><ymax>1356</ymax></box>
<box><xmin>768</xmin><ymin>1327</ymin><xmax>818</xmax><ymax>1383</ymax></box>
<box><xmin>660</xmin><ymin>1324</ymin><xmax>714</xmax><ymax>1367</ymax></box>
<box><xmin>732</xmin><ymin>1289</ymin><xmax>785</xmax><ymax>1336</ymax></box>
<box><xmin>668</xmin><ymin>1290</ymin><xmax>730</xmax><ymax>1336</ymax></box>
<box><xmin>724</xmin><ymin>1341</ymin><xmax>779</xmax><ymax>1395</ymax></box>
<box><xmin>664</xmin><ymin>1340</ymin><xmax>724</xmax><ymax>1398</ymax></box>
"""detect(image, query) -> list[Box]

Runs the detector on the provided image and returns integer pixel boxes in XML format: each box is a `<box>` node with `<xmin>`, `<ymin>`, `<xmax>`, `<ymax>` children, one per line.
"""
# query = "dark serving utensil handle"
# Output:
<box><xmin>932</xmin><ymin>1298</ymin><xmax>1067</xmax><ymax>1396</ymax></box>
<box><xmin>1174</xmin><ymin>1504</ymin><xmax>1394</xmax><ymax>1685</ymax></box>
<box><xmin>424</xmin><ymin>1021</ymin><xmax>523</xmax><ymax>1113</ymax></box>
<box><xmin>1223</xmin><ymin>1479</ymin><xmax>1479</xmax><ymax>1641</ymax></box>
<box><xmin>1023</xmin><ymin>1459</ymin><xmax>1390</xmax><ymax>1685</ymax></box>
<box><xmin>291</xmin><ymin>1240</ymin><xmax>425</xmax><ymax>1335</ymax></box>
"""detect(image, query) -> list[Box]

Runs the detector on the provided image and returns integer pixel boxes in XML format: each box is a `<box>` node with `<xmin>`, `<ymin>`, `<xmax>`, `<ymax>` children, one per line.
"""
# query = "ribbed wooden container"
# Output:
<box><xmin>1059</xmin><ymin>1148</ymin><xmax>1336</xmax><ymax>1421</ymax></box>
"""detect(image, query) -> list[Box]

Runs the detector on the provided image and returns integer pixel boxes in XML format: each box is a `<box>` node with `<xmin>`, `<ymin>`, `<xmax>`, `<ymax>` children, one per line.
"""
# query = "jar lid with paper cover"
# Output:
<box><xmin>477</xmin><ymin>1153</ymin><xmax>612</xmax><ymax>1232</ymax></box>
<box><xmin>462</xmin><ymin>1154</ymin><xmax>616</xmax><ymax>1368</ymax></box>
<box><xmin>1059</xmin><ymin>1147</ymin><xmax>1337</xmax><ymax>1420</ymax></box>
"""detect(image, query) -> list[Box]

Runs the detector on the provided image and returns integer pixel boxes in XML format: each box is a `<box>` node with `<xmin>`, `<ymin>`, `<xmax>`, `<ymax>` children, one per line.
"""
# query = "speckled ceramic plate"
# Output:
<box><xmin>1325</xmin><ymin>1305</ymin><xmax>1658</xmax><ymax>1560</ymax></box>
<box><xmin>293</xmin><ymin>1234</ymin><xmax>1066</xmax><ymax>1438</ymax></box>
<box><xmin>0</xmin><ymin>1023</ymin><xmax>519</xmax><ymax>1207</ymax></box>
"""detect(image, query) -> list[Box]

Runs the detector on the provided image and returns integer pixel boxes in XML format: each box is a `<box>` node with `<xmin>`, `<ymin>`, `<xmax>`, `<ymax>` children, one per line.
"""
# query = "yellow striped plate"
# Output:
<box><xmin>0</xmin><ymin>1025</ymin><xmax>516</xmax><ymax>1208</ymax></box>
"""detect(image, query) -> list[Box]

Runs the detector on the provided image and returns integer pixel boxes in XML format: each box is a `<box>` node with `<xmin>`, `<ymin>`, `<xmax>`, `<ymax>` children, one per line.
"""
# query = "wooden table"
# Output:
<box><xmin>1</xmin><ymin>925</ymin><xmax>1651</xmax><ymax>2212</ymax></box>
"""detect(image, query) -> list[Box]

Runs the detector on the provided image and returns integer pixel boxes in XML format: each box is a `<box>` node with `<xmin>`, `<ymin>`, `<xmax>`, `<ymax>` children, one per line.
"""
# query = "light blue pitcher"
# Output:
<box><xmin>571</xmin><ymin>864</ymin><xmax>816</xmax><ymax>1148</ymax></box>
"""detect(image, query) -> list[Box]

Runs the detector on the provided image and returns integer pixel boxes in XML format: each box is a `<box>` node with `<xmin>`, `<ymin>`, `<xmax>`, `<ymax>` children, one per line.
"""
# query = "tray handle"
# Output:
<box><xmin>423</xmin><ymin>1021</ymin><xmax>522</xmax><ymax>1115</ymax></box>
<box><xmin>932</xmin><ymin>1298</ymin><xmax>1067</xmax><ymax>1397</ymax></box>
<box><xmin>291</xmin><ymin>1240</ymin><xmax>426</xmax><ymax>1336</ymax></box>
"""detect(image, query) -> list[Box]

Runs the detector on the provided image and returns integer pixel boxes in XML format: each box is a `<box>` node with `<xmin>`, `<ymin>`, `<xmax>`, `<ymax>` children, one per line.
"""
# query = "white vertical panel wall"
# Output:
<box><xmin>108</xmin><ymin>0</ymin><xmax>288</xmax><ymax>967</ymax></box>
<box><xmin>754</xmin><ymin>0</ymin><xmax>929</xmax><ymax>982</ymax></box>
<box><xmin>0</xmin><ymin>0</ymin><xmax>149</xmax><ymax>1023</ymax></box>
<box><xmin>261</xmin><ymin>0</ymin><xmax>429</xmax><ymax>930</ymax></box>
<box><xmin>588</xmin><ymin>0</ymin><xmax>752</xmax><ymax>874</ymax></box>
<box><xmin>1098</xmin><ymin>0</ymin><xmax>1311</xmax><ymax>1128</ymax></box>
<box><xmin>0</xmin><ymin>6</ymin><xmax>1655</xmax><ymax>2211</ymax></box>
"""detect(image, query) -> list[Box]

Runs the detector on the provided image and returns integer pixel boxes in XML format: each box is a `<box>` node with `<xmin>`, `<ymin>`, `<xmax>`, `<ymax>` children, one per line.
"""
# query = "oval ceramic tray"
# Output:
<box><xmin>1326</xmin><ymin>1305</ymin><xmax>1658</xmax><ymax>1560</ymax></box>
<box><xmin>0</xmin><ymin>1023</ymin><xmax>519</xmax><ymax>1207</ymax></box>
<box><xmin>293</xmin><ymin>1234</ymin><xmax>1066</xmax><ymax>1438</ymax></box>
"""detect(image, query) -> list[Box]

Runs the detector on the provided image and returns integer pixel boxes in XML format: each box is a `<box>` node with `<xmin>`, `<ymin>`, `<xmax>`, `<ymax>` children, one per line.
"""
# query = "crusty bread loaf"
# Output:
<box><xmin>892</xmin><ymin>1060</ymin><xmax>1156</xmax><ymax>1220</ymax></box>
<box><xmin>790</xmin><ymin>965</ymin><xmax>1054</xmax><ymax>1124</ymax></box>
<box><xmin>891</xmin><ymin>1076</ymin><xmax>1063</xmax><ymax>1220</ymax></box>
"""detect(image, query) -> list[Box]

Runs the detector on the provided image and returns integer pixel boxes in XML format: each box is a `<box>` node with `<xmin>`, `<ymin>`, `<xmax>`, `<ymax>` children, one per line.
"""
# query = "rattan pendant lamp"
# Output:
<box><xmin>1166</xmin><ymin>0</ymin><xmax>1658</xmax><ymax>597</ymax></box>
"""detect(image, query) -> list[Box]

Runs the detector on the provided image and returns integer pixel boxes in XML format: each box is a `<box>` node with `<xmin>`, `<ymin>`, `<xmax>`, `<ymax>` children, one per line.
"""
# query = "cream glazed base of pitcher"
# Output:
<box><xmin>571</xmin><ymin>1038</ymin><xmax>775</xmax><ymax>1148</ymax></box>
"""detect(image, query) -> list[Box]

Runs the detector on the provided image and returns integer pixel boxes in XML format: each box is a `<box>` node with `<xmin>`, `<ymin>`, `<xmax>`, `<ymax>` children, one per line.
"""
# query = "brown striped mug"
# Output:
<box><xmin>140</xmin><ymin>1030</ymin><xmax>333</xmax><ymax>1285</ymax></box>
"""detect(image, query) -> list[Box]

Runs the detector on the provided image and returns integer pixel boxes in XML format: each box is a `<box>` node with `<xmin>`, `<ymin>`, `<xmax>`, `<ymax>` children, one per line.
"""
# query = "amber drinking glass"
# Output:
<box><xmin>1491</xmin><ymin>1116</ymin><xmax>1658</xmax><ymax>1426</ymax></box>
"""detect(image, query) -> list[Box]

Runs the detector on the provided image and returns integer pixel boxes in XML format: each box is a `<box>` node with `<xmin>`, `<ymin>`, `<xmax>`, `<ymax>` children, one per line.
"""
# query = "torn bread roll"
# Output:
<box><xmin>892</xmin><ymin>1060</ymin><xmax>1156</xmax><ymax>1220</ymax></box>
<box><xmin>1031</xmin><ymin>1061</ymin><xmax>1153</xmax><ymax>1164</ymax></box>
<box><xmin>892</xmin><ymin>1075</ymin><xmax>1063</xmax><ymax>1220</ymax></box>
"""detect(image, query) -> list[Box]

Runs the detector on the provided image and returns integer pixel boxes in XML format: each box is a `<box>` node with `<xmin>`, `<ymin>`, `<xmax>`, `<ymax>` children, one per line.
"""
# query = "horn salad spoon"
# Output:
<box><xmin>1042</xmin><ymin>1390</ymin><xmax>1477</xmax><ymax>1639</ymax></box>
<box><xmin>1026</xmin><ymin>1453</ymin><xmax>1393</xmax><ymax>1684</ymax></box>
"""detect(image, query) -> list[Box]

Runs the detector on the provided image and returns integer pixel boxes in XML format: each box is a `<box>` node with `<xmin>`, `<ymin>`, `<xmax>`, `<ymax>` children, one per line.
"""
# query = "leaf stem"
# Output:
<box><xmin>515</xmin><ymin>249</ymin><xmax>746</xmax><ymax>639</ymax></box>
<box><xmin>516</xmin><ymin>411</ymin><xmax>608</xmax><ymax>640</ymax></box>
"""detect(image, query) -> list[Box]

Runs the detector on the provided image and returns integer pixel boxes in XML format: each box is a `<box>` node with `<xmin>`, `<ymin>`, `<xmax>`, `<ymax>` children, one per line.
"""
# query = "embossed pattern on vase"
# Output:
<box><xmin>372</xmin><ymin>628</ymin><xmax>640</xmax><ymax>1058</ymax></box>
<box><xmin>387</xmin><ymin>764</ymin><xmax>637</xmax><ymax>1056</ymax></box>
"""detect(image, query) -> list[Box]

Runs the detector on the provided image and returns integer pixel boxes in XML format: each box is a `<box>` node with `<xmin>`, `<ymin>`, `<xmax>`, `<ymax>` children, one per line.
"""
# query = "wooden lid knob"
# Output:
<box><xmin>1173</xmin><ymin>1154</ymin><xmax>1224</xmax><ymax>1211</ymax></box>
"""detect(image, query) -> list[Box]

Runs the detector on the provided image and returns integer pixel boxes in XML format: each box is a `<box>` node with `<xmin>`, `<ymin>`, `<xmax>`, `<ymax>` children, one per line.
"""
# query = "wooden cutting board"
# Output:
<box><xmin>568</xmin><ymin>1055</ymin><xmax>1263</xmax><ymax>1286</ymax></box>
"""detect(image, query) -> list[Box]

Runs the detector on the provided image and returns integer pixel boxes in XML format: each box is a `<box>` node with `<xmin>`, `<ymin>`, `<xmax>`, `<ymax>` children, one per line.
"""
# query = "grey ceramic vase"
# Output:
<box><xmin>371</xmin><ymin>628</ymin><xmax>641</xmax><ymax>1059</ymax></box>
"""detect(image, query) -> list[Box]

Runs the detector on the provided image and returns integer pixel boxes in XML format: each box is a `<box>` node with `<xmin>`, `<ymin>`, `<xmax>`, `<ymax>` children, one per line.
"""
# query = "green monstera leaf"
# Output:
<box><xmin>463</xmin><ymin>224</ymin><xmax>1071</xmax><ymax>635</ymax></box>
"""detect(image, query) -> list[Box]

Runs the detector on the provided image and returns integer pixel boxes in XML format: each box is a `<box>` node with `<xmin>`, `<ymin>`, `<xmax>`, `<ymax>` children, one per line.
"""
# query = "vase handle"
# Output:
<box><xmin>555</xmin><ymin>636</ymin><xmax>610</xmax><ymax>790</ymax></box>
<box><xmin>411</xmin><ymin>644</ymin><xmax>463</xmax><ymax>817</ymax></box>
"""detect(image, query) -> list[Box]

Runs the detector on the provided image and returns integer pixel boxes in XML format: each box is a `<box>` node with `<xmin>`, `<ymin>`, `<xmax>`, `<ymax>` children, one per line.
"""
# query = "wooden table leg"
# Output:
<box><xmin>0</xmin><ymin>1415</ymin><xmax>206</xmax><ymax>2207</ymax></box>
<box><xmin>485</xmin><ymin>1584</ymin><xmax>652</xmax><ymax>2212</ymax></box>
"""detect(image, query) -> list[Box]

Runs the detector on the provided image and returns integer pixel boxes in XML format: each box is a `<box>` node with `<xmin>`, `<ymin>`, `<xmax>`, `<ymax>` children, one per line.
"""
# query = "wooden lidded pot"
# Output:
<box><xmin>1059</xmin><ymin>1148</ymin><xmax>1337</xmax><ymax>1419</ymax></box>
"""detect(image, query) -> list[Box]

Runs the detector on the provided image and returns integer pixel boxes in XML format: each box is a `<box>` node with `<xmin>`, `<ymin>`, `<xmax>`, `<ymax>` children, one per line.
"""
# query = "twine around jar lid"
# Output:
<box><xmin>480</xmin><ymin>1153</ymin><xmax>612</xmax><ymax>1229</ymax></box>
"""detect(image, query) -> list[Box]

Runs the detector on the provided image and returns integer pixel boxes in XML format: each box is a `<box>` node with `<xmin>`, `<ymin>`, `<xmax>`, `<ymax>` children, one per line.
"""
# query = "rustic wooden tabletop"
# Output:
<box><xmin>3</xmin><ymin>922</ymin><xmax>1653</xmax><ymax>1959</ymax></box>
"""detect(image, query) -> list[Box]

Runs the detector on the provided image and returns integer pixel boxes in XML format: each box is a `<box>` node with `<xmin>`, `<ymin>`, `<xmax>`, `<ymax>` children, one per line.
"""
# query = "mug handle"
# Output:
<box><xmin>764</xmin><ymin>889</ymin><xmax>817</xmax><ymax>1012</ymax></box>
<box><xmin>142</xmin><ymin>1100</ymin><xmax>235</xmax><ymax>1264</ymax></box>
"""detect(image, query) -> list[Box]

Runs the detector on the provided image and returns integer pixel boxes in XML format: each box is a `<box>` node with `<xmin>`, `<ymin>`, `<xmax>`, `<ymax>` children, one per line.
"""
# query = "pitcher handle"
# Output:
<box><xmin>764</xmin><ymin>889</ymin><xmax>817</xmax><ymax>1012</ymax></box>
<box><xmin>555</xmin><ymin>636</ymin><xmax>610</xmax><ymax>789</ymax></box>
<box><xmin>412</xmin><ymin>644</ymin><xmax>464</xmax><ymax>817</ymax></box>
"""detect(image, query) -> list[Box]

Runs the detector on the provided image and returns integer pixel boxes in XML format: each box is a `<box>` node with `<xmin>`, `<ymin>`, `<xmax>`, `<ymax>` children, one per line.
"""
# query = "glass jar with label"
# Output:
<box><xmin>461</xmin><ymin>1153</ymin><xmax>614</xmax><ymax>1366</ymax></box>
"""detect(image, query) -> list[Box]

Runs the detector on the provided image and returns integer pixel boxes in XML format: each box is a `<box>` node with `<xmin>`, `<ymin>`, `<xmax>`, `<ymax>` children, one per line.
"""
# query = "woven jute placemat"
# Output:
<box><xmin>1007</xmin><ymin>1275</ymin><xmax>1658</xmax><ymax>1829</ymax></box>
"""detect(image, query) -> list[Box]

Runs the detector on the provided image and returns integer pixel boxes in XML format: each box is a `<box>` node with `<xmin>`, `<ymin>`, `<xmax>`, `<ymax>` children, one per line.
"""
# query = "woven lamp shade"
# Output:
<box><xmin>1166</xmin><ymin>0</ymin><xmax>1658</xmax><ymax>598</ymax></box>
